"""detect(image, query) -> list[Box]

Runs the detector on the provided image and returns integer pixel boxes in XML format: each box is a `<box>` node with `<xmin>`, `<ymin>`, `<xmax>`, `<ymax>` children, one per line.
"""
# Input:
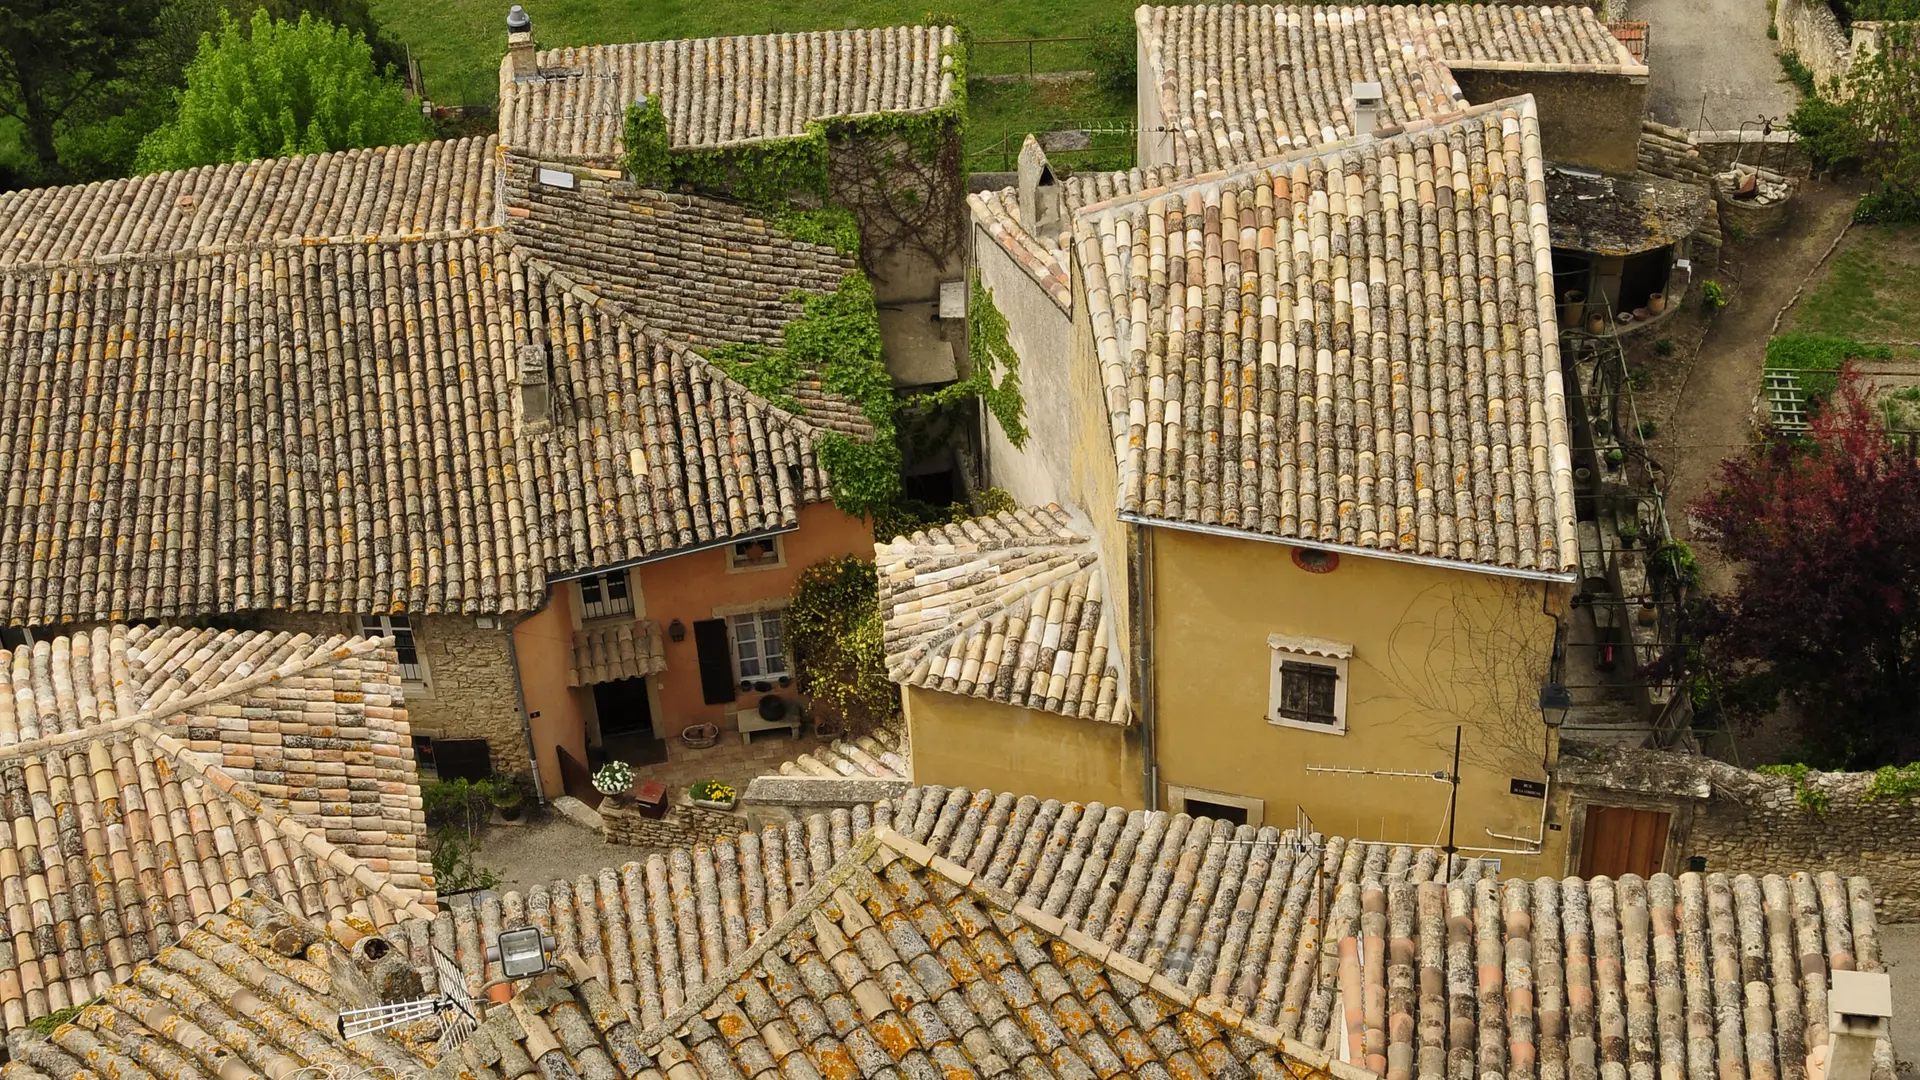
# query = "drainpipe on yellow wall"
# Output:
<box><xmin>1130</xmin><ymin>522</ymin><xmax>1158</xmax><ymax>811</ymax></box>
<box><xmin>503</xmin><ymin>610</ymin><xmax>546</xmax><ymax>805</ymax></box>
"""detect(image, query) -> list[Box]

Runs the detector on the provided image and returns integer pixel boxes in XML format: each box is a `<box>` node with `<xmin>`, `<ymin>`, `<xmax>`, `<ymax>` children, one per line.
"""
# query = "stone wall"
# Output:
<box><xmin>1776</xmin><ymin>0</ymin><xmax>1855</xmax><ymax>89</ymax></box>
<box><xmin>219</xmin><ymin>611</ymin><xmax>530</xmax><ymax>777</ymax></box>
<box><xmin>1449</xmin><ymin>67</ymin><xmax>1648</xmax><ymax>175</ymax></box>
<box><xmin>601</xmin><ymin>798</ymin><xmax>745</xmax><ymax>851</ymax></box>
<box><xmin>1564</xmin><ymin>749</ymin><xmax>1920</xmax><ymax>921</ymax></box>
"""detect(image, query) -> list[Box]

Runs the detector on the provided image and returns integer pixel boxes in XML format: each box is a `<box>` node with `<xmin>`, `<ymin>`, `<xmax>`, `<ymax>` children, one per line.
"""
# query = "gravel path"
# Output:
<box><xmin>467</xmin><ymin>813</ymin><xmax>620</xmax><ymax>893</ymax></box>
<box><xmin>1636</xmin><ymin>0</ymin><xmax>1801</xmax><ymax>130</ymax></box>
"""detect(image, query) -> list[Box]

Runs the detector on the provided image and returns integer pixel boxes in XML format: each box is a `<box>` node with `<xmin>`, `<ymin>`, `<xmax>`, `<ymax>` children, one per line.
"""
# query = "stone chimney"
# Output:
<box><xmin>1351</xmin><ymin>81</ymin><xmax>1383</xmax><ymax>138</ymax></box>
<box><xmin>507</xmin><ymin>5</ymin><xmax>536</xmax><ymax>81</ymax></box>
<box><xmin>1016</xmin><ymin>136</ymin><xmax>1065</xmax><ymax>238</ymax></box>
<box><xmin>517</xmin><ymin>343</ymin><xmax>551</xmax><ymax>431</ymax></box>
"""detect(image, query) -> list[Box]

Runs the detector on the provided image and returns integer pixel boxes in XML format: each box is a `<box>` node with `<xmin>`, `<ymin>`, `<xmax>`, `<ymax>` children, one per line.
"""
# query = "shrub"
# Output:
<box><xmin>1654</xmin><ymin>337</ymin><xmax>1675</xmax><ymax>357</ymax></box>
<box><xmin>136</xmin><ymin>9</ymin><xmax>428</xmax><ymax>172</ymax></box>
<box><xmin>1087</xmin><ymin>15</ymin><xmax>1137</xmax><ymax>99</ymax></box>
<box><xmin>789</xmin><ymin>556</ymin><xmax>897</xmax><ymax>736</ymax></box>
<box><xmin>1701</xmin><ymin>280</ymin><xmax>1727</xmax><ymax>309</ymax></box>
<box><xmin>1779</xmin><ymin>51</ymin><xmax>1817</xmax><ymax>95</ymax></box>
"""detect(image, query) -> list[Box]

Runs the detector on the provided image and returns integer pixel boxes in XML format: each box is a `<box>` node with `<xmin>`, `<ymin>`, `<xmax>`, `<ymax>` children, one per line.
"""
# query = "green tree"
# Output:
<box><xmin>136</xmin><ymin>8</ymin><xmax>427</xmax><ymax>173</ymax></box>
<box><xmin>1791</xmin><ymin>23</ymin><xmax>1920</xmax><ymax>221</ymax></box>
<box><xmin>0</xmin><ymin>0</ymin><xmax>165</xmax><ymax>179</ymax></box>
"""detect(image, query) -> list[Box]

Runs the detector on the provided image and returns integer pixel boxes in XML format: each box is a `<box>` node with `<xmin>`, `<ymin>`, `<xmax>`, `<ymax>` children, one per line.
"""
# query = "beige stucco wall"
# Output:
<box><xmin>1148</xmin><ymin>526</ymin><xmax>1570</xmax><ymax>878</ymax></box>
<box><xmin>1450</xmin><ymin>69</ymin><xmax>1648</xmax><ymax>175</ymax></box>
<box><xmin>904</xmin><ymin>685</ymin><xmax>1142</xmax><ymax>807</ymax></box>
<box><xmin>973</xmin><ymin>222</ymin><xmax>1075</xmax><ymax>509</ymax></box>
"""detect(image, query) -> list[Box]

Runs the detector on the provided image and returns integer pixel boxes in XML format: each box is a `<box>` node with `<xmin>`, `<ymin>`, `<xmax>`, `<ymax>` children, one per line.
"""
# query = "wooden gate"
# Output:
<box><xmin>1578</xmin><ymin>805</ymin><xmax>1671</xmax><ymax>878</ymax></box>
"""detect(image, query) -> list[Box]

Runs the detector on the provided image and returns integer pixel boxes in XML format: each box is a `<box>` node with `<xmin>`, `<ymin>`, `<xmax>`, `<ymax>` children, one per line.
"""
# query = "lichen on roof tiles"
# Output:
<box><xmin>413</xmin><ymin>783</ymin><xmax>1889</xmax><ymax>1080</ymax></box>
<box><xmin>1139</xmin><ymin>4</ymin><xmax>1645</xmax><ymax>173</ymax></box>
<box><xmin>0</xmin><ymin>136</ymin><xmax>865</xmax><ymax>626</ymax></box>
<box><xmin>0</xmin><ymin>626</ymin><xmax>433</xmax><ymax>1036</ymax></box>
<box><xmin>500</xmin><ymin>27</ymin><xmax>961</xmax><ymax>164</ymax></box>
<box><xmin>876</xmin><ymin>505</ymin><xmax>1127</xmax><ymax>723</ymax></box>
<box><xmin>1075</xmin><ymin>98</ymin><xmax>1579</xmax><ymax>573</ymax></box>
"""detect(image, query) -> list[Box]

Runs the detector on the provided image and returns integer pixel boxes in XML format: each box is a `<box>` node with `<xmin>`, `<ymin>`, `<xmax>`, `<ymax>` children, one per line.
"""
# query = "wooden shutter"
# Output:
<box><xmin>694</xmin><ymin>619</ymin><xmax>737</xmax><ymax>705</ymax></box>
<box><xmin>1280</xmin><ymin>661</ymin><xmax>1338</xmax><ymax>723</ymax></box>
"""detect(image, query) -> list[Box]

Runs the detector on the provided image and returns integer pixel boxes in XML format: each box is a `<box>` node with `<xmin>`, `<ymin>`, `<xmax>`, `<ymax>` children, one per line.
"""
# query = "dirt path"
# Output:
<box><xmin>1636</xmin><ymin>0</ymin><xmax>1800</xmax><ymax>129</ymax></box>
<box><xmin>1656</xmin><ymin>183</ymin><xmax>1859</xmax><ymax>592</ymax></box>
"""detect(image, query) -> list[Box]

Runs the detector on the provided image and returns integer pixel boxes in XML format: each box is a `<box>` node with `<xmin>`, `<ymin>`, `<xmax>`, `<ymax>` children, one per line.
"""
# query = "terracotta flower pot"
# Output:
<box><xmin>1649</xmin><ymin>293</ymin><xmax>1667</xmax><ymax>314</ymax></box>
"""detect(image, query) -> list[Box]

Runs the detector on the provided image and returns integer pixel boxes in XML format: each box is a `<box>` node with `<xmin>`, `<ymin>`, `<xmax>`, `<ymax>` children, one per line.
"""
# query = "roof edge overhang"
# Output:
<box><xmin>1121</xmin><ymin>511</ymin><xmax>1579</xmax><ymax>583</ymax></box>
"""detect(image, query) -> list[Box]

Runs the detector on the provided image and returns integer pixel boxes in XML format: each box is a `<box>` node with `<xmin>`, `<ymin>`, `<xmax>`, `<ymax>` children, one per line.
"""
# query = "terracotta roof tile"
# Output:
<box><xmin>0</xmin><ymin>142</ymin><xmax>856</xmax><ymax>625</ymax></box>
<box><xmin>1140</xmin><ymin>4</ymin><xmax>1645</xmax><ymax>173</ymax></box>
<box><xmin>416</xmin><ymin>785</ymin><xmax>1889</xmax><ymax>1080</ymax></box>
<box><xmin>1074</xmin><ymin>99</ymin><xmax>1579</xmax><ymax>573</ymax></box>
<box><xmin>500</xmin><ymin>27</ymin><xmax>961</xmax><ymax>164</ymax></box>
<box><xmin>571</xmin><ymin>620</ymin><xmax>668</xmax><ymax>687</ymax></box>
<box><xmin>877</xmin><ymin>506</ymin><xmax>1127</xmax><ymax>723</ymax></box>
<box><xmin>0</xmin><ymin>627</ymin><xmax>433</xmax><ymax>1036</ymax></box>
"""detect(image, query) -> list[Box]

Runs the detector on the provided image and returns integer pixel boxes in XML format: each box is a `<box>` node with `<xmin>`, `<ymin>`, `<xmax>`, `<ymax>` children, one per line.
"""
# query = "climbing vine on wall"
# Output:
<box><xmin>621</xmin><ymin>35</ymin><xmax>966</xmax><ymax>275</ymax></box>
<box><xmin>701</xmin><ymin>272</ymin><xmax>902</xmax><ymax>517</ymax></box>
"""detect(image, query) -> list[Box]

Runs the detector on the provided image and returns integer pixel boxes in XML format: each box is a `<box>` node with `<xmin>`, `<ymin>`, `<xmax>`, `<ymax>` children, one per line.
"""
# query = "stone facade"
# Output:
<box><xmin>218</xmin><ymin>611</ymin><xmax>530</xmax><ymax>777</ymax></box>
<box><xmin>1562</xmin><ymin>748</ymin><xmax>1920</xmax><ymax>920</ymax></box>
<box><xmin>1776</xmin><ymin>0</ymin><xmax>1854</xmax><ymax>88</ymax></box>
<box><xmin>1449</xmin><ymin>67</ymin><xmax>1649</xmax><ymax>174</ymax></box>
<box><xmin>600</xmin><ymin>798</ymin><xmax>744</xmax><ymax>852</ymax></box>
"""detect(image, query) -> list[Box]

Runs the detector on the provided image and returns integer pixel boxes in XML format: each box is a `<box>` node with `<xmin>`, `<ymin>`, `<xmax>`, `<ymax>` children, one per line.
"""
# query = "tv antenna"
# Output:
<box><xmin>1303</xmin><ymin>725</ymin><xmax>1463</xmax><ymax>877</ymax></box>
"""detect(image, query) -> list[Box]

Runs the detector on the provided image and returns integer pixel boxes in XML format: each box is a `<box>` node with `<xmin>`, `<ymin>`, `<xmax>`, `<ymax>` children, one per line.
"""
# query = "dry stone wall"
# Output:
<box><xmin>601</xmin><ymin>799</ymin><xmax>744</xmax><ymax>852</ymax></box>
<box><xmin>1572</xmin><ymin>749</ymin><xmax>1920</xmax><ymax>920</ymax></box>
<box><xmin>1776</xmin><ymin>0</ymin><xmax>1856</xmax><ymax>88</ymax></box>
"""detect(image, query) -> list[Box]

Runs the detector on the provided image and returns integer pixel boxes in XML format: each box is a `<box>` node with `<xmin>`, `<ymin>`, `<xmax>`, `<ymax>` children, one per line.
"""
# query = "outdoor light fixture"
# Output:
<box><xmin>668</xmin><ymin>618</ymin><xmax>686</xmax><ymax>642</ymax></box>
<box><xmin>490</xmin><ymin>926</ymin><xmax>553</xmax><ymax>979</ymax></box>
<box><xmin>1539</xmin><ymin>682</ymin><xmax>1573</xmax><ymax>728</ymax></box>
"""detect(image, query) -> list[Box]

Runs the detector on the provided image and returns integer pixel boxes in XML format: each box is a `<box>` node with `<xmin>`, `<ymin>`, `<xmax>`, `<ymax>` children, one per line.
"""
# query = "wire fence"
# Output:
<box><xmin>964</xmin><ymin>117</ymin><xmax>1137</xmax><ymax>172</ymax></box>
<box><xmin>968</xmin><ymin>36</ymin><xmax>1098</xmax><ymax>78</ymax></box>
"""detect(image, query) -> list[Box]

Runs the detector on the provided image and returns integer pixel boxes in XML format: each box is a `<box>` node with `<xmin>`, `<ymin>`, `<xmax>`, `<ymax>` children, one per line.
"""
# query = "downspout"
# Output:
<box><xmin>503</xmin><ymin>610</ymin><xmax>546</xmax><ymax>804</ymax></box>
<box><xmin>1130</xmin><ymin>521</ymin><xmax>1158</xmax><ymax>810</ymax></box>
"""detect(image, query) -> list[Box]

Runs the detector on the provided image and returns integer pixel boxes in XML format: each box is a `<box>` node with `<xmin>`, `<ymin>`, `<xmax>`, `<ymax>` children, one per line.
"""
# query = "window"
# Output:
<box><xmin>578</xmin><ymin>571</ymin><xmax>633</xmax><ymax>621</ymax></box>
<box><xmin>1267</xmin><ymin>634</ymin><xmax>1351</xmax><ymax>734</ymax></box>
<box><xmin>360</xmin><ymin>615</ymin><xmax>427</xmax><ymax>685</ymax></box>
<box><xmin>1166</xmin><ymin>784</ymin><xmax>1264</xmax><ymax>827</ymax></box>
<box><xmin>729</xmin><ymin>609</ymin><xmax>790</xmax><ymax>682</ymax></box>
<box><xmin>727</xmin><ymin>536</ymin><xmax>784</xmax><ymax>572</ymax></box>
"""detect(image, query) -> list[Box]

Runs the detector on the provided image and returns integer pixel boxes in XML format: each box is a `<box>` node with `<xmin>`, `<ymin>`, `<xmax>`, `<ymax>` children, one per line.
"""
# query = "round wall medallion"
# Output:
<box><xmin>1293</xmin><ymin>548</ymin><xmax>1339</xmax><ymax>573</ymax></box>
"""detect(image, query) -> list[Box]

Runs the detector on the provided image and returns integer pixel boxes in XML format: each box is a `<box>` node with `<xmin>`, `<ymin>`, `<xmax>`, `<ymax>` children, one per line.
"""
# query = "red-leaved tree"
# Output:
<box><xmin>1693</xmin><ymin>369</ymin><xmax>1920</xmax><ymax>765</ymax></box>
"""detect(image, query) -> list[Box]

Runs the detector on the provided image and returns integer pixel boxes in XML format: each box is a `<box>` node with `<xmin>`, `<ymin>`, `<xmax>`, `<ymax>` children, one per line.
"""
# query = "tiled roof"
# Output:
<box><xmin>775</xmin><ymin>722</ymin><xmax>910</xmax><ymax>780</ymax></box>
<box><xmin>426</xmin><ymin>826</ymin><xmax>1371</xmax><ymax>1080</ymax></box>
<box><xmin>1074</xmin><ymin>100</ymin><xmax>1579</xmax><ymax>573</ymax></box>
<box><xmin>500</xmin><ymin>27</ymin><xmax>961</xmax><ymax>164</ymax></box>
<box><xmin>877</xmin><ymin>506</ymin><xmax>1127</xmax><ymax>723</ymax></box>
<box><xmin>0</xmin><ymin>627</ymin><xmax>434</xmax><ymax>1035</ymax></box>
<box><xmin>1140</xmin><ymin>4</ymin><xmax>1644</xmax><ymax>173</ymax></box>
<box><xmin>0</xmin><ymin>138</ymin><xmax>856</xmax><ymax>626</ymax></box>
<box><xmin>968</xmin><ymin>163</ymin><xmax>1181</xmax><ymax>309</ymax></box>
<box><xmin>4</xmin><ymin>893</ymin><xmax>444</xmax><ymax>1070</ymax></box>
<box><xmin>416</xmin><ymin>783</ymin><xmax>1890</xmax><ymax>1080</ymax></box>
<box><xmin>570</xmin><ymin>619</ymin><xmax>668</xmax><ymax>687</ymax></box>
<box><xmin>1609</xmin><ymin>20</ymin><xmax>1649</xmax><ymax>64</ymax></box>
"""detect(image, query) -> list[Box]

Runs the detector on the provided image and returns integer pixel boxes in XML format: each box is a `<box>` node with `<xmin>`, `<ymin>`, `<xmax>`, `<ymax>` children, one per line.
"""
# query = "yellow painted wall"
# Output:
<box><xmin>904</xmin><ymin>685</ymin><xmax>1143</xmax><ymax>807</ymax></box>
<box><xmin>1149</xmin><ymin>525</ymin><xmax>1570</xmax><ymax>878</ymax></box>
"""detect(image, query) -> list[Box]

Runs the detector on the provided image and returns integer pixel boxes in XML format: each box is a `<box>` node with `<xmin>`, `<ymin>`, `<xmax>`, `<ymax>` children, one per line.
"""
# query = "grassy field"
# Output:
<box><xmin>1787</xmin><ymin>222</ymin><xmax>1920</xmax><ymax>345</ymax></box>
<box><xmin>372</xmin><ymin>0</ymin><xmax>1140</xmax><ymax>108</ymax></box>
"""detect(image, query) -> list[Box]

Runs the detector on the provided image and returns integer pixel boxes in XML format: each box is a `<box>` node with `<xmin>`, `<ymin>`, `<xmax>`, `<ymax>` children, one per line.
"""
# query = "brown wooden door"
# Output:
<box><xmin>1578</xmin><ymin>805</ymin><xmax>1671</xmax><ymax>878</ymax></box>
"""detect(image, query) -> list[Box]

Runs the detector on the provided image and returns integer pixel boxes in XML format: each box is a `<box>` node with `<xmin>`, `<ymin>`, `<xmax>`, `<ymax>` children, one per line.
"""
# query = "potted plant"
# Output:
<box><xmin>592</xmin><ymin>760</ymin><xmax>635</xmax><ymax>802</ymax></box>
<box><xmin>1617</xmin><ymin>518</ymin><xmax>1641</xmax><ymax>548</ymax></box>
<box><xmin>1592</xmin><ymin>417</ymin><xmax>1612</xmax><ymax>438</ymax></box>
<box><xmin>489</xmin><ymin>779</ymin><xmax>525</xmax><ymax>822</ymax></box>
<box><xmin>689</xmin><ymin>780</ymin><xmax>737</xmax><ymax>811</ymax></box>
<box><xmin>1605</xmin><ymin>448</ymin><xmax>1625</xmax><ymax>472</ymax></box>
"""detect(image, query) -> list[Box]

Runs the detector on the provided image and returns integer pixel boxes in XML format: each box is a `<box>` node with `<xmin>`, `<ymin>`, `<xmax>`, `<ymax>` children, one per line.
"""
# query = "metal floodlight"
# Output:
<box><xmin>495</xmin><ymin>925</ymin><xmax>551</xmax><ymax>979</ymax></box>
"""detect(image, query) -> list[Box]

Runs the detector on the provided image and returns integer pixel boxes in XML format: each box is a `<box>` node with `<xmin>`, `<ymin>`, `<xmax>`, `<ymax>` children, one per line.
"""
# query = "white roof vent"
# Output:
<box><xmin>1351</xmin><ymin>81</ymin><xmax>1384</xmax><ymax>137</ymax></box>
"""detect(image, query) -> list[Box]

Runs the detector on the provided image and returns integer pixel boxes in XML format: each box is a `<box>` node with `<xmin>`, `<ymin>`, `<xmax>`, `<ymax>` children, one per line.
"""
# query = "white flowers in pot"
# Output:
<box><xmin>592</xmin><ymin>760</ymin><xmax>634</xmax><ymax>796</ymax></box>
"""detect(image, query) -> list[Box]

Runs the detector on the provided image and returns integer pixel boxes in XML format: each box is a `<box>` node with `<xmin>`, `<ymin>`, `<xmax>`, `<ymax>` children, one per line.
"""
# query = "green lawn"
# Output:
<box><xmin>1788</xmin><ymin>222</ymin><xmax>1920</xmax><ymax>344</ymax></box>
<box><xmin>373</xmin><ymin>0</ymin><xmax>1141</xmax><ymax>108</ymax></box>
<box><xmin>963</xmin><ymin>78</ymin><xmax>1131</xmax><ymax>173</ymax></box>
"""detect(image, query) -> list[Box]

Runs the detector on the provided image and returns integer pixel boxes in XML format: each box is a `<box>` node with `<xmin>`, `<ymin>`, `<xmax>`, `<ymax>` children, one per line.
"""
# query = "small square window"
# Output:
<box><xmin>360</xmin><ymin>615</ymin><xmax>428</xmax><ymax>686</ymax></box>
<box><xmin>578</xmin><ymin>571</ymin><xmax>633</xmax><ymax>621</ymax></box>
<box><xmin>727</xmin><ymin>536</ymin><xmax>784</xmax><ymax>572</ymax></box>
<box><xmin>1166</xmin><ymin>784</ymin><xmax>1265</xmax><ymax>827</ymax></box>
<box><xmin>1267</xmin><ymin>635</ymin><xmax>1350</xmax><ymax>734</ymax></box>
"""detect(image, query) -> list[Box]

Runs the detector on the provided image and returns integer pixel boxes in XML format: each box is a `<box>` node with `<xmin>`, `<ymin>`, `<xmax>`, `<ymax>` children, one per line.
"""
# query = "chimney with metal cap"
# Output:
<box><xmin>1351</xmin><ymin>81</ymin><xmax>1383</xmax><ymax>137</ymax></box>
<box><xmin>507</xmin><ymin>5</ymin><xmax>536</xmax><ymax>81</ymax></box>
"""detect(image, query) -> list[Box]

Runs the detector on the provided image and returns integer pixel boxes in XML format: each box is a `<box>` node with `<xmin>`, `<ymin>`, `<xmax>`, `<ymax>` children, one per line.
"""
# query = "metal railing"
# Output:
<box><xmin>969</xmin><ymin>36</ymin><xmax>1096</xmax><ymax>79</ymax></box>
